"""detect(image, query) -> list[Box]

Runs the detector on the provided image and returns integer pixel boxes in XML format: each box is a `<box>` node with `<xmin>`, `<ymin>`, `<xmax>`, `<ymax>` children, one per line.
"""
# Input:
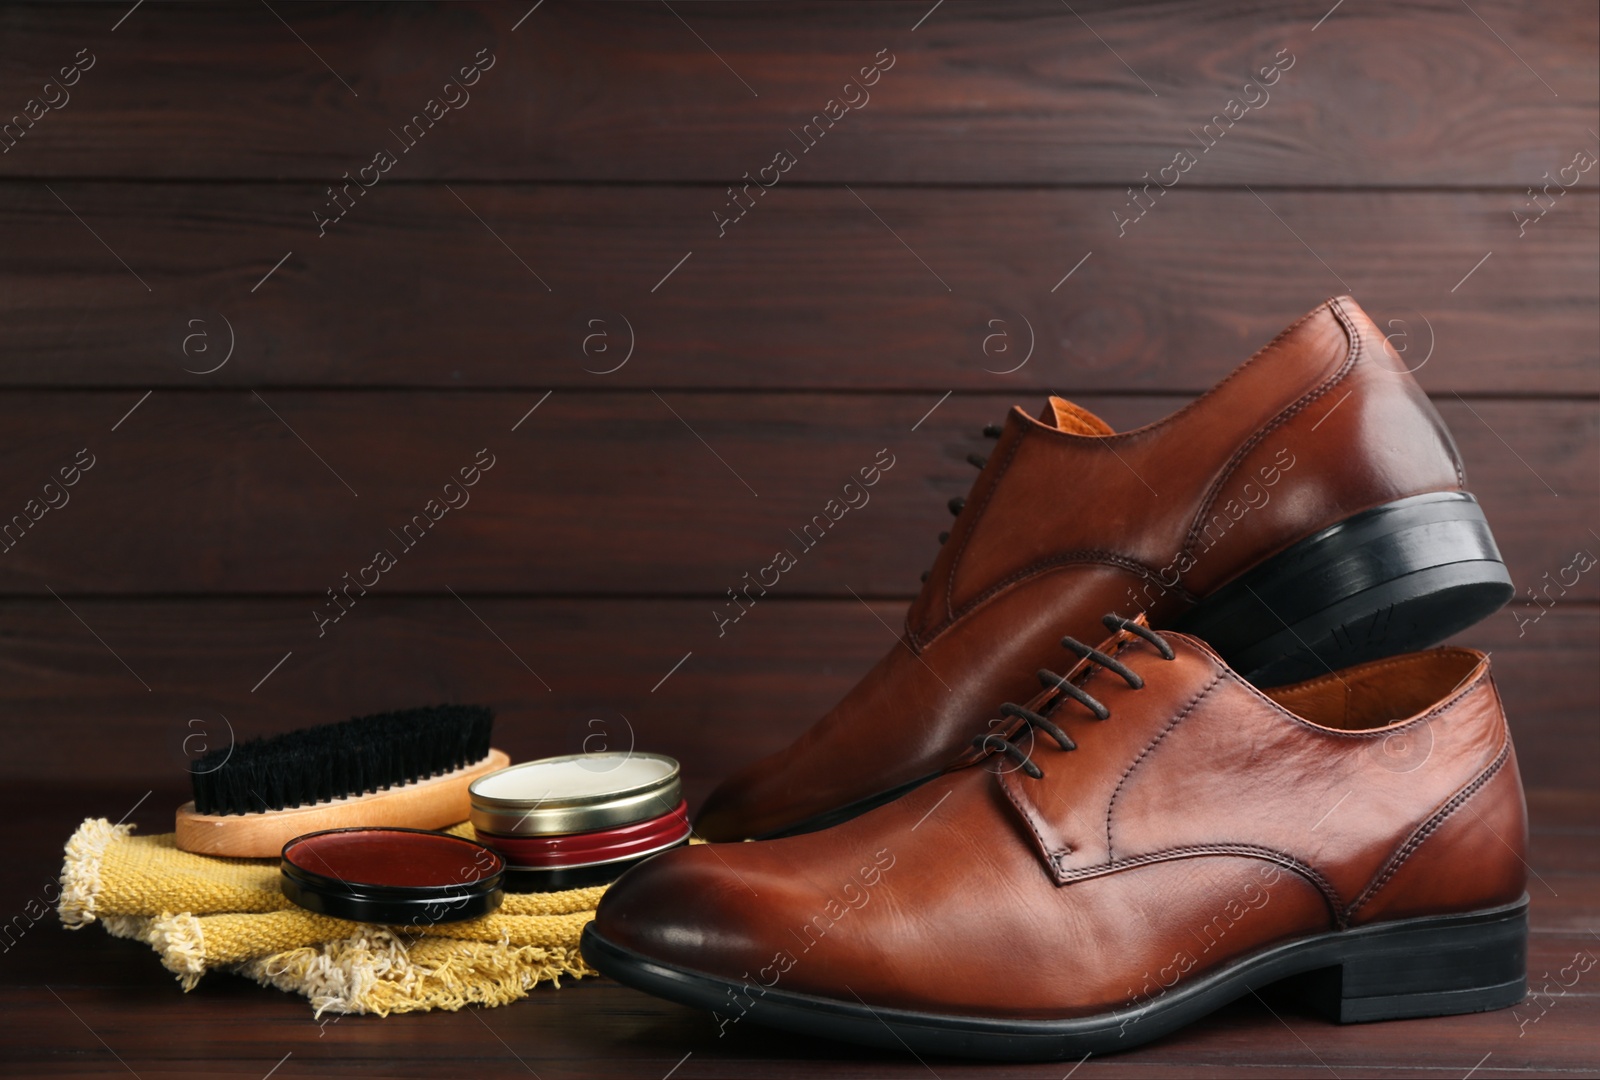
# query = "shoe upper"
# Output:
<box><xmin>695</xmin><ymin>296</ymin><xmax>1469</xmax><ymax>842</ymax></box>
<box><xmin>596</xmin><ymin>628</ymin><xmax>1527</xmax><ymax>1019</ymax></box>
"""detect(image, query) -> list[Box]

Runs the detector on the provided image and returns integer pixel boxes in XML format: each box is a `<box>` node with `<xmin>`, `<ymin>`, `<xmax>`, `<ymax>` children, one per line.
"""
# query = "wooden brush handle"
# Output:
<box><xmin>174</xmin><ymin>748</ymin><xmax>511</xmax><ymax>857</ymax></box>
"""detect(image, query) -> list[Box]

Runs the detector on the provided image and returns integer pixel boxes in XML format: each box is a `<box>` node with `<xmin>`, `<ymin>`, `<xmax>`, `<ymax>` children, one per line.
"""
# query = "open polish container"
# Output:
<box><xmin>469</xmin><ymin>752</ymin><xmax>690</xmax><ymax>892</ymax></box>
<box><xmin>280</xmin><ymin>827</ymin><xmax>505</xmax><ymax>925</ymax></box>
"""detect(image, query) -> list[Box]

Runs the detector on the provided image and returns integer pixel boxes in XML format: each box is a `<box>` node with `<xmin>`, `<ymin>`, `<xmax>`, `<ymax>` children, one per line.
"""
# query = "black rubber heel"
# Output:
<box><xmin>1177</xmin><ymin>491</ymin><xmax>1513</xmax><ymax>686</ymax></box>
<box><xmin>1283</xmin><ymin>899</ymin><xmax>1528</xmax><ymax>1023</ymax></box>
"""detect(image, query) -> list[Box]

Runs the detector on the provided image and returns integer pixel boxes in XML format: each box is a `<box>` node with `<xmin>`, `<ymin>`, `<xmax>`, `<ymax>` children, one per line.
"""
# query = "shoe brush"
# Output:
<box><xmin>175</xmin><ymin>705</ymin><xmax>510</xmax><ymax>857</ymax></box>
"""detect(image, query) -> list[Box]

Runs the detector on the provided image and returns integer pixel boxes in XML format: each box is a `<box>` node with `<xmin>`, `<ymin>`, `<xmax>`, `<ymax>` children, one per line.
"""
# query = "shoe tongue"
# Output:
<box><xmin>1040</xmin><ymin>396</ymin><xmax>1115</xmax><ymax>436</ymax></box>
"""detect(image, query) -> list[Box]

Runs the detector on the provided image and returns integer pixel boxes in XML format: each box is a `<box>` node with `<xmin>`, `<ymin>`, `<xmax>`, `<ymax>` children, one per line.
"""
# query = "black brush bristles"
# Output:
<box><xmin>189</xmin><ymin>705</ymin><xmax>494</xmax><ymax>817</ymax></box>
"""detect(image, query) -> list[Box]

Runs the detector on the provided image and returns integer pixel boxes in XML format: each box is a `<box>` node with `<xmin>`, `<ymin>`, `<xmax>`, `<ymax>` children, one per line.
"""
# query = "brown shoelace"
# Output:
<box><xmin>974</xmin><ymin>615</ymin><xmax>1176</xmax><ymax>779</ymax></box>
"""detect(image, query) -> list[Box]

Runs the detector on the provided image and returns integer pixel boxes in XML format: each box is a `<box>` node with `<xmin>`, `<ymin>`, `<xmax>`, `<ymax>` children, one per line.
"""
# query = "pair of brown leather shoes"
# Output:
<box><xmin>582</xmin><ymin>297</ymin><xmax>1527</xmax><ymax>1059</ymax></box>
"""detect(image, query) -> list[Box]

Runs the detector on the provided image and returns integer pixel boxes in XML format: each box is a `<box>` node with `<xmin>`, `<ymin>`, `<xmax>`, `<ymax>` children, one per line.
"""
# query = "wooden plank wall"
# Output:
<box><xmin>0</xmin><ymin>1</ymin><xmax>1594</xmax><ymax>802</ymax></box>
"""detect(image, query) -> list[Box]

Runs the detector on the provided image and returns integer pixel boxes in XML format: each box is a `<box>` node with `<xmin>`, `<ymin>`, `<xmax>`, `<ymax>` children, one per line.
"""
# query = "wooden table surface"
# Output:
<box><xmin>4</xmin><ymin>783</ymin><xmax>1596</xmax><ymax>1080</ymax></box>
<box><xmin>1</xmin><ymin>2</ymin><xmax>1595</xmax><ymax>1077</ymax></box>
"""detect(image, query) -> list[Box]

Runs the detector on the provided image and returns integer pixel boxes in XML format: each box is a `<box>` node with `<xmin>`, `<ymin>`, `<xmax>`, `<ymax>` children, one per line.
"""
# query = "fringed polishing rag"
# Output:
<box><xmin>57</xmin><ymin>818</ymin><xmax>606</xmax><ymax>1017</ymax></box>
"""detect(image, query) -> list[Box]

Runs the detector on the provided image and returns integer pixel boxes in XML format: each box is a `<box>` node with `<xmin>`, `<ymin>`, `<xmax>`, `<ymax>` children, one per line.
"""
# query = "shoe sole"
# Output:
<box><xmin>1177</xmin><ymin>491</ymin><xmax>1513</xmax><ymax>687</ymax></box>
<box><xmin>581</xmin><ymin>895</ymin><xmax>1528</xmax><ymax>1061</ymax></box>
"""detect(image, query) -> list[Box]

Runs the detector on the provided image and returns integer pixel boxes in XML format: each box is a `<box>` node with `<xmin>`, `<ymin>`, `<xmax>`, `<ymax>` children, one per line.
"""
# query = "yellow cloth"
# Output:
<box><xmin>58</xmin><ymin>818</ymin><xmax>607</xmax><ymax>1016</ymax></box>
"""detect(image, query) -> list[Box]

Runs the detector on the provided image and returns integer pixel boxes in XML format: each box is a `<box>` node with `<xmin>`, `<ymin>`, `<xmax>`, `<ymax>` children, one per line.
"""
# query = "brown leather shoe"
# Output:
<box><xmin>696</xmin><ymin>296</ymin><xmax>1512</xmax><ymax>842</ymax></box>
<box><xmin>585</xmin><ymin>620</ymin><xmax>1529</xmax><ymax>1060</ymax></box>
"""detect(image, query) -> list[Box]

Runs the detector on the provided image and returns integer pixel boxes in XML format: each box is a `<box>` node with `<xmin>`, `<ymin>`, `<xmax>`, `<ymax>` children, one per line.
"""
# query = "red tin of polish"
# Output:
<box><xmin>469</xmin><ymin>754</ymin><xmax>690</xmax><ymax>892</ymax></box>
<box><xmin>280</xmin><ymin>827</ymin><xmax>504</xmax><ymax>924</ymax></box>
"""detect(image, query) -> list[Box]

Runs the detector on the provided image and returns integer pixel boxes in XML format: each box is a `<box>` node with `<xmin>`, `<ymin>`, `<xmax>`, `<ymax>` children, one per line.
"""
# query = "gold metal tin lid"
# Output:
<box><xmin>468</xmin><ymin>752</ymin><xmax>682</xmax><ymax>836</ymax></box>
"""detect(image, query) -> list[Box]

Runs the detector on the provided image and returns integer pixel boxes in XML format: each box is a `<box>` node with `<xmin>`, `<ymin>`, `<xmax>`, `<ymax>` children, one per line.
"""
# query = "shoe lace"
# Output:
<box><xmin>922</xmin><ymin>423</ymin><xmax>1003</xmax><ymax>583</ymax></box>
<box><xmin>973</xmin><ymin>614</ymin><xmax>1176</xmax><ymax>780</ymax></box>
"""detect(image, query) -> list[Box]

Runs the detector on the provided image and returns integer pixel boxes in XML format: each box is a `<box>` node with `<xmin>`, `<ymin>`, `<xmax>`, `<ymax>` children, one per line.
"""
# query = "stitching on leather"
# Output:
<box><xmin>1179</xmin><ymin>296</ymin><xmax>1359</xmax><ymax>558</ymax></box>
<box><xmin>1347</xmin><ymin>739</ymin><xmax>1512</xmax><ymax>918</ymax></box>
<box><xmin>999</xmin><ymin>769</ymin><xmax>1070</xmax><ymax>861</ymax></box>
<box><xmin>1002</xmin><ymin>635</ymin><xmax>1148</xmax><ymax>861</ymax></box>
<box><xmin>1105</xmin><ymin>671</ymin><xmax>1224</xmax><ymax>860</ymax></box>
<box><xmin>1178</xmin><ymin>296</ymin><xmax>1361</xmax><ymax>565</ymax></box>
<box><xmin>1053</xmin><ymin>843</ymin><xmax>1344</xmax><ymax>920</ymax></box>
<box><xmin>919</xmin><ymin>550</ymin><xmax>1197</xmax><ymax>644</ymax></box>
<box><xmin>921</xmin><ymin>301</ymin><xmax>1339</xmax><ymax>641</ymax></box>
<box><xmin>1049</xmin><ymin>301</ymin><xmax>1338</xmax><ymax>446</ymax></box>
<box><xmin>994</xmin><ymin>637</ymin><xmax>1152</xmax><ymax>863</ymax></box>
<box><xmin>1209</xmin><ymin>300</ymin><xmax>1335</xmax><ymax>394</ymax></box>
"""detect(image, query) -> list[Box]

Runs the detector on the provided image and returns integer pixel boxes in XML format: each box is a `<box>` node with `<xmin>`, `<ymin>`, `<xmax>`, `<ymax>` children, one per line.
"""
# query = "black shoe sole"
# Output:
<box><xmin>1177</xmin><ymin>491</ymin><xmax>1513</xmax><ymax>687</ymax></box>
<box><xmin>582</xmin><ymin>896</ymin><xmax>1528</xmax><ymax>1062</ymax></box>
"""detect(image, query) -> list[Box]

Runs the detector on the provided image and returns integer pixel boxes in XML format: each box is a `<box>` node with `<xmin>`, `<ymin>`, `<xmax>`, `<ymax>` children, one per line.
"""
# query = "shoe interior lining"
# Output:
<box><xmin>1262</xmin><ymin>649</ymin><xmax>1485</xmax><ymax>732</ymax></box>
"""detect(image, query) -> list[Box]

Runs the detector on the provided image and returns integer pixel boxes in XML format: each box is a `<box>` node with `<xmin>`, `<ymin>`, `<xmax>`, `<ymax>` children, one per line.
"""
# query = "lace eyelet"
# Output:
<box><xmin>920</xmin><ymin>423</ymin><xmax>1001</xmax><ymax>577</ymax></box>
<box><xmin>978</xmin><ymin>617</ymin><xmax>1176</xmax><ymax>780</ymax></box>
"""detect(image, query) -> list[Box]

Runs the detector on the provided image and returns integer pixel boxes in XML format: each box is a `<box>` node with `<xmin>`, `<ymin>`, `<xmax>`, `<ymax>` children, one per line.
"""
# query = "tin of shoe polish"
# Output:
<box><xmin>280</xmin><ymin>827</ymin><xmax>504</xmax><ymax>925</ymax></box>
<box><xmin>469</xmin><ymin>753</ymin><xmax>688</xmax><ymax>892</ymax></box>
<box><xmin>469</xmin><ymin>752</ymin><xmax>682</xmax><ymax>836</ymax></box>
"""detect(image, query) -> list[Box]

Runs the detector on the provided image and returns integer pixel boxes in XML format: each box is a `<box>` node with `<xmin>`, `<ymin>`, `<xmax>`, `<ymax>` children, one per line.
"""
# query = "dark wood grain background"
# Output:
<box><xmin>1</xmin><ymin>2</ymin><xmax>1595</xmax><ymax>1077</ymax></box>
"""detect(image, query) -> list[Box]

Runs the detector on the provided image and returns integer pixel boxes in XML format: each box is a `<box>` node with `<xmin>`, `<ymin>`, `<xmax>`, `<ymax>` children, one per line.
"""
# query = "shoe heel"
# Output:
<box><xmin>1286</xmin><ymin>900</ymin><xmax>1528</xmax><ymax>1024</ymax></box>
<box><xmin>1177</xmin><ymin>491</ymin><xmax>1513</xmax><ymax>686</ymax></box>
